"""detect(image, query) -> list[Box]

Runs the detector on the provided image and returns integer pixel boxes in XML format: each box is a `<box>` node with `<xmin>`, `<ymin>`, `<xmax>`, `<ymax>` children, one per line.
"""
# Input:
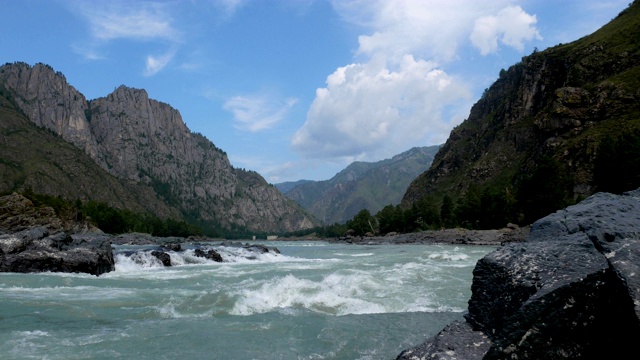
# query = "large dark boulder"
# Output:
<box><xmin>398</xmin><ymin>189</ymin><xmax>640</xmax><ymax>359</ymax></box>
<box><xmin>0</xmin><ymin>227</ymin><xmax>115</xmax><ymax>276</ymax></box>
<box><xmin>151</xmin><ymin>250</ymin><xmax>172</xmax><ymax>266</ymax></box>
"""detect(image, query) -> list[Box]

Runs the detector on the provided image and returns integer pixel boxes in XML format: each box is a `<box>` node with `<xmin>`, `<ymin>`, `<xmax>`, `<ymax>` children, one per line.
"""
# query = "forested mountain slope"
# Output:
<box><xmin>278</xmin><ymin>146</ymin><xmax>439</xmax><ymax>224</ymax></box>
<box><xmin>403</xmin><ymin>1</ymin><xmax>640</xmax><ymax>225</ymax></box>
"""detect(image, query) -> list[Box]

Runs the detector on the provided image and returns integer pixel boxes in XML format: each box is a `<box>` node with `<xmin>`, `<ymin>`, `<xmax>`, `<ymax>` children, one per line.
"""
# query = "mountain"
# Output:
<box><xmin>0</xmin><ymin>87</ymin><xmax>178</xmax><ymax>219</ymax></box>
<box><xmin>277</xmin><ymin>146</ymin><xmax>440</xmax><ymax>224</ymax></box>
<box><xmin>274</xmin><ymin>180</ymin><xmax>314</xmax><ymax>194</ymax></box>
<box><xmin>402</xmin><ymin>1</ymin><xmax>640</xmax><ymax>223</ymax></box>
<box><xmin>0</xmin><ymin>62</ymin><xmax>317</xmax><ymax>234</ymax></box>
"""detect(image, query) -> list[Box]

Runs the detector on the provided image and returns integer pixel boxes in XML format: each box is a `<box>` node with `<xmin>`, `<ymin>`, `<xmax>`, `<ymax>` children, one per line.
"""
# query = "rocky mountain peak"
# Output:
<box><xmin>0</xmin><ymin>62</ymin><xmax>317</xmax><ymax>233</ymax></box>
<box><xmin>0</xmin><ymin>62</ymin><xmax>98</xmax><ymax>159</ymax></box>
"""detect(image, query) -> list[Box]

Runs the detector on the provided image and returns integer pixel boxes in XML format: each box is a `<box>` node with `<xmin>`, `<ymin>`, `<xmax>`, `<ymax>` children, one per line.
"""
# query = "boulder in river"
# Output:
<box><xmin>397</xmin><ymin>189</ymin><xmax>640</xmax><ymax>359</ymax></box>
<box><xmin>0</xmin><ymin>227</ymin><xmax>115</xmax><ymax>276</ymax></box>
<box><xmin>151</xmin><ymin>250</ymin><xmax>172</xmax><ymax>266</ymax></box>
<box><xmin>194</xmin><ymin>248</ymin><xmax>223</xmax><ymax>262</ymax></box>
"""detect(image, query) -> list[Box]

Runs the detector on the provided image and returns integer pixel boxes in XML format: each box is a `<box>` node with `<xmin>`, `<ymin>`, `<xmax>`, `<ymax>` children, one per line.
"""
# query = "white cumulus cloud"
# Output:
<box><xmin>292</xmin><ymin>1</ymin><xmax>541</xmax><ymax>163</ymax></box>
<box><xmin>292</xmin><ymin>54</ymin><xmax>471</xmax><ymax>160</ymax></box>
<box><xmin>224</xmin><ymin>94</ymin><xmax>298</xmax><ymax>133</ymax></box>
<box><xmin>470</xmin><ymin>6</ymin><xmax>542</xmax><ymax>55</ymax></box>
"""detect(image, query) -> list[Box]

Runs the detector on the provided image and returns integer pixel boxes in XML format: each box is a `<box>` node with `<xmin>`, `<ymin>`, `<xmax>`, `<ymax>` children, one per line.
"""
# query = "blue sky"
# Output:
<box><xmin>1</xmin><ymin>0</ymin><xmax>630</xmax><ymax>183</ymax></box>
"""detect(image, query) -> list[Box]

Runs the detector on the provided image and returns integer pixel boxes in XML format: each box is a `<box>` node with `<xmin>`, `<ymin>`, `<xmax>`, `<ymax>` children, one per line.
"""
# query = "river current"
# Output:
<box><xmin>0</xmin><ymin>241</ymin><xmax>493</xmax><ymax>359</ymax></box>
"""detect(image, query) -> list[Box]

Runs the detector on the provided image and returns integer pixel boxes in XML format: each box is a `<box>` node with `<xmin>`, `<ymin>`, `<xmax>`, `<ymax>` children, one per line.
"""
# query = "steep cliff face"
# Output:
<box><xmin>278</xmin><ymin>146</ymin><xmax>439</xmax><ymax>224</ymax></box>
<box><xmin>402</xmin><ymin>2</ymin><xmax>640</xmax><ymax>212</ymax></box>
<box><xmin>0</xmin><ymin>90</ymin><xmax>178</xmax><ymax>219</ymax></box>
<box><xmin>0</xmin><ymin>63</ymin><xmax>100</xmax><ymax>161</ymax></box>
<box><xmin>0</xmin><ymin>62</ymin><xmax>317</xmax><ymax>233</ymax></box>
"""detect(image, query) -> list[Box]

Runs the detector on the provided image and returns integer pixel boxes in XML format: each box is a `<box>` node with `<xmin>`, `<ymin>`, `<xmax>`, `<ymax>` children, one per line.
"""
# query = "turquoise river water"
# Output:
<box><xmin>0</xmin><ymin>241</ymin><xmax>493</xmax><ymax>359</ymax></box>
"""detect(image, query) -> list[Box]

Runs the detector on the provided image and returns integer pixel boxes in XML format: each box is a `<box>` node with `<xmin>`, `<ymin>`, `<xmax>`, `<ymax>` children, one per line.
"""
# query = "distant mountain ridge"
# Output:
<box><xmin>0</xmin><ymin>62</ymin><xmax>317</xmax><ymax>234</ymax></box>
<box><xmin>402</xmin><ymin>1</ymin><xmax>640</xmax><ymax>222</ymax></box>
<box><xmin>277</xmin><ymin>146</ymin><xmax>440</xmax><ymax>224</ymax></box>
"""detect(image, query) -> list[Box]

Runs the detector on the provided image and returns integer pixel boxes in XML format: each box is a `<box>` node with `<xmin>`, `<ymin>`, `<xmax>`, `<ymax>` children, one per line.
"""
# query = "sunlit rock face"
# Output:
<box><xmin>0</xmin><ymin>62</ymin><xmax>317</xmax><ymax>233</ymax></box>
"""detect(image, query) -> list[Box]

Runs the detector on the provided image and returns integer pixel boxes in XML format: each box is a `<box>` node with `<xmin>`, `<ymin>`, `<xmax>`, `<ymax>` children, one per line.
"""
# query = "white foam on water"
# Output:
<box><xmin>427</xmin><ymin>251</ymin><xmax>470</xmax><ymax>262</ymax></box>
<box><xmin>334</xmin><ymin>252</ymin><xmax>374</xmax><ymax>257</ymax></box>
<box><xmin>113</xmin><ymin>252</ymin><xmax>165</xmax><ymax>271</ymax></box>
<box><xmin>0</xmin><ymin>285</ymin><xmax>138</xmax><ymax>301</ymax></box>
<box><xmin>213</xmin><ymin>246</ymin><xmax>294</xmax><ymax>263</ymax></box>
<box><xmin>229</xmin><ymin>273</ymin><xmax>388</xmax><ymax>316</ymax></box>
<box><xmin>152</xmin><ymin>302</ymin><xmax>214</xmax><ymax>319</ymax></box>
<box><xmin>5</xmin><ymin>330</ymin><xmax>52</xmax><ymax>359</ymax></box>
<box><xmin>112</xmin><ymin>246</ymin><xmax>318</xmax><ymax>275</ymax></box>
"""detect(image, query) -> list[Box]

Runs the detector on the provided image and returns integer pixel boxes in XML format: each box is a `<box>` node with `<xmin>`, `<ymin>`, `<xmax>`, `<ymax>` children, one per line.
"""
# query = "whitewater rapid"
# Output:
<box><xmin>0</xmin><ymin>241</ymin><xmax>493</xmax><ymax>359</ymax></box>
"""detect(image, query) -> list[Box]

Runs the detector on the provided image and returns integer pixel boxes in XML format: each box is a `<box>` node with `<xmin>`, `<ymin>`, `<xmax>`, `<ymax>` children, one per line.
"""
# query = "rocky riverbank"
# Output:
<box><xmin>397</xmin><ymin>189</ymin><xmax>640</xmax><ymax>359</ymax></box>
<box><xmin>1</xmin><ymin>191</ymin><xmax>528</xmax><ymax>276</ymax></box>
<box><xmin>330</xmin><ymin>225</ymin><xmax>528</xmax><ymax>246</ymax></box>
<box><xmin>0</xmin><ymin>193</ymin><xmax>282</xmax><ymax>275</ymax></box>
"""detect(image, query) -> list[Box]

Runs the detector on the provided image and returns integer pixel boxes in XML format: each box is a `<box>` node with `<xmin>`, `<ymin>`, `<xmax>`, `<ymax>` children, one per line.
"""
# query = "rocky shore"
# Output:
<box><xmin>330</xmin><ymin>225</ymin><xmax>528</xmax><ymax>246</ymax></box>
<box><xmin>0</xmin><ymin>191</ymin><xmax>530</xmax><ymax>277</ymax></box>
<box><xmin>397</xmin><ymin>189</ymin><xmax>640</xmax><ymax>359</ymax></box>
<box><xmin>0</xmin><ymin>193</ymin><xmax>283</xmax><ymax>275</ymax></box>
<box><xmin>7</xmin><ymin>188</ymin><xmax>639</xmax><ymax>359</ymax></box>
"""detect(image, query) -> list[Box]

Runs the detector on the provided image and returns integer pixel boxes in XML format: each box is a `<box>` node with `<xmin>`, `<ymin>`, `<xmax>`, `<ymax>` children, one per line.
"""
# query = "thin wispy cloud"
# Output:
<box><xmin>145</xmin><ymin>46</ymin><xmax>178</xmax><ymax>76</ymax></box>
<box><xmin>87</xmin><ymin>4</ymin><xmax>177</xmax><ymax>41</ymax></box>
<box><xmin>224</xmin><ymin>94</ymin><xmax>298</xmax><ymax>133</ymax></box>
<box><xmin>70</xmin><ymin>0</ymin><xmax>180</xmax><ymax>74</ymax></box>
<box><xmin>215</xmin><ymin>0</ymin><xmax>249</xmax><ymax>17</ymax></box>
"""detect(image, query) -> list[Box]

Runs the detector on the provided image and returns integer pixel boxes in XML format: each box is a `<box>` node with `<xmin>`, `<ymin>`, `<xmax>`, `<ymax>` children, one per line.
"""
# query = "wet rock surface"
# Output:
<box><xmin>0</xmin><ymin>227</ymin><xmax>115</xmax><ymax>276</ymax></box>
<box><xmin>397</xmin><ymin>189</ymin><xmax>640</xmax><ymax>359</ymax></box>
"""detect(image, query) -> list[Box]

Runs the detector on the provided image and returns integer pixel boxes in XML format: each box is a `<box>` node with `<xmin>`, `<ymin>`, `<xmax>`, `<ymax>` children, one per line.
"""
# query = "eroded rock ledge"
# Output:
<box><xmin>397</xmin><ymin>189</ymin><xmax>640</xmax><ymax>359</ymax></box>
<box><xmin>0</xmin><ymin>227</ymin><xmax>115</xmax><ymax>276</ymax></box>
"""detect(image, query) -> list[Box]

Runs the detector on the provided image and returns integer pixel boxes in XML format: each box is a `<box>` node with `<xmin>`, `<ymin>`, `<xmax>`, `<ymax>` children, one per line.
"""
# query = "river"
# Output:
<box><xmin>0</xmin><ymin>241</ymin><xmax>493</xmax><ymax>359</ymax></box>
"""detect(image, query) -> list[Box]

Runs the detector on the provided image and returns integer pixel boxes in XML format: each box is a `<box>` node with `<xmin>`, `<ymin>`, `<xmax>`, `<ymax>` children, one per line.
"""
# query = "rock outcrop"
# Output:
<box><xmin>0</xmin><ymin>227</ymin><xmax>115</xmax><ymax>276</ymax></box>
<box><xmin>116</xmin><ymin>241</ymin><xmax>281</xmax><ymax>267</ymax></box>
<box><xmin>194</xmin><ymin>248</ymin><xmax>223</xmax><ymax>262</ymax></box>
<box><xmin>0</xmin><ymin>62</ymin><xmax>317</xmax><ymax>233</ymax></box>
<box><xmin>0</xmin><ymin>192</ymin><xmax>63</xmax><ymax>233</ymax></box>
<box><xmin>397</xmin><ymin>189</ymin><xmax>640</xmax><ymax>359</ymax></box>
<box><xmin>0</xmin><ymin>93</ymin><xmax>179</xmax><ymax>219</ymax></box>
<box><xmin>0</xmin><ymin>193</ymin><xmax>114</xmax><ymax>276</ymax></box>
<box><xmin>0</xmin><ymin>193</ymin><xmax>99</xmax><ymax>235</ymax></box>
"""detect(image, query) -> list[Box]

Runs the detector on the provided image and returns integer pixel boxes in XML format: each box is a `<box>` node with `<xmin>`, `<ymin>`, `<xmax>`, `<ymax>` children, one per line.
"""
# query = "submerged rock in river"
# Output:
<box><xmin>398</xmin><ymin>189</ymin><xmax>640</xmax><ymax>359</ymax></box>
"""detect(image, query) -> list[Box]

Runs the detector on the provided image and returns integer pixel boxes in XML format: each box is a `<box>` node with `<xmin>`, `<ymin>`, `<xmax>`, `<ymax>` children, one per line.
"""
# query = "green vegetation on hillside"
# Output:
<box><xmin>18</xmin><ymin>189</ymin><xmax>203</xmax><ymax>237</ymax></box>
<box><xmin>399</xmin><ymin>0</ymin><xmax>640</xmax><ymax>230</ymax></box>
<box><xmin>290</xmin><ymin>127</ymin><xmax>640</xmax><ymax>237</ymax></box>
<box><xmin>280</xmin><ymin>146</ymin><xmax>440</xmax><ymax>224</ymax></box>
